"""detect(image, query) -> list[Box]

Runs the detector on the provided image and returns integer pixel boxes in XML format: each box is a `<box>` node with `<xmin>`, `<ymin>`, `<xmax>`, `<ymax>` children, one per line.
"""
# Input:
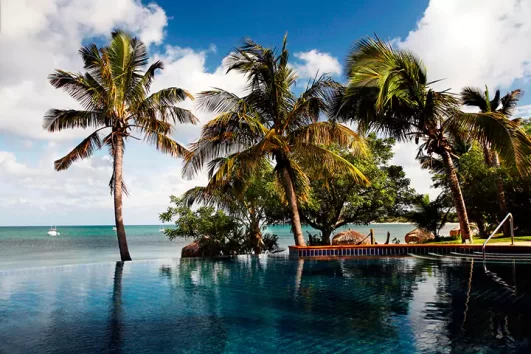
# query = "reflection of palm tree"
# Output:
<box><xmin>108</xmin><ymin>261</ymin><xmax>124</xmax><ymax>353</ymax></box>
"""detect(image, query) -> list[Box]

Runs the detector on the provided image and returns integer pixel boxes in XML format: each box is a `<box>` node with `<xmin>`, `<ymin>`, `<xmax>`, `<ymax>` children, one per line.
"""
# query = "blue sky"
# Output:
<box><xmin>1</xmin><ymin>0</ymin><xmax>531</xmax><ymax>226</ymax></box>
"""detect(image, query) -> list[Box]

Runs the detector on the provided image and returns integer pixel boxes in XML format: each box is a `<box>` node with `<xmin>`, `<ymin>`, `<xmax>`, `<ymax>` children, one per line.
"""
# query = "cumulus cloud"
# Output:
<box><xmin>292</xmin><ymin>50</ymin><xmax>342</xmax><ymax>79</ymax></box>
<box><xmin>388</xmin><ymin>0</ymin><xmax>531</xmax><ymax>197</ymax></box>
<box><xmin>0</xmin><ymin>0</ymin><xmax>249</xmax><ymax>225</ymax></box>
<box><xmin>395</xmin><ymin>0</ymin><xmax>531</xmax><ymax>92</ymax></box>
<box><xmin>0</xmin><ymin>0</ymin><xmax>168</xmax><ymax>140</ymax></box>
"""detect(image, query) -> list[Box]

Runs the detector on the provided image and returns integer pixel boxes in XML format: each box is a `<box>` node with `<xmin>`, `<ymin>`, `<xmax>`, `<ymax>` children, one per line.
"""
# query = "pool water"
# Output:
<box><xmin>1</xmin><ymin>257</ymin><xmax>530</xmax><ymax>353</ymax></box>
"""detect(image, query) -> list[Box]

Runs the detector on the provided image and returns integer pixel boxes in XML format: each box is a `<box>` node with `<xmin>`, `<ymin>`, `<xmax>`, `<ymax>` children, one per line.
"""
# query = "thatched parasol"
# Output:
<box><xmin>332</xmin><ymin>230</ymin><xmax>370</xmax><ymax>245</ymax></box>
<box><xmin>449</xmin><ymin>227</ymin><xmax>461</xmax><ymax>238</ymax></box>
<box><xmin>404</xmin><ymin>229</ymin><xmax>434</xmax><ymax>244</ymax></box>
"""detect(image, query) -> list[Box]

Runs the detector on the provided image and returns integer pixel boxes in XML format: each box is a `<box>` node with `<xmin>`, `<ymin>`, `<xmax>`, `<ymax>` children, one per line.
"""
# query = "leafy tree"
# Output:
<box><xmin>183</xmin><ymin>36</ymin><xmax>368</xmax><ymax>246</ymax></box>
<box><xmin>182</xmin><ymin>162</ymin><xmax>284</xmax><ymax>254</ymax></box>
<box><xmin>331</xmin><ymin>37</ymin><xmax>531</xmax><ymax>243</ymax></box>
<box><xmin>461</xmin><ymin>86</ymin><xmax>522</xmax><ymax>236</ymax></box>
<box><xmin>300</xmin><ymin>134</ymin><xmax>416</xmax><ymax>244</ymax></box>
<box><xmin>160</xmin><ymin>196</ymin><xmax>281</xmax><ymax>256</ymax></box>
<box><xmin>44</xmin><ymin>30</ymin><xmax>197</xmax><ymax>261</ymax></box>
<box><xmin>406</xmin><ymin>194</ymin><xmax>452</xmax><ymax>240</ymax></box>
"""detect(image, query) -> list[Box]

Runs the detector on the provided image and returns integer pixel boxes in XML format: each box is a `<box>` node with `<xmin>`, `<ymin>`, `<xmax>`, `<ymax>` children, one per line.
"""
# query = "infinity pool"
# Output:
<box><xmin>1</xmin><ymin>257</ymin><xmax>530</xmax><ymax>353</ymax></box>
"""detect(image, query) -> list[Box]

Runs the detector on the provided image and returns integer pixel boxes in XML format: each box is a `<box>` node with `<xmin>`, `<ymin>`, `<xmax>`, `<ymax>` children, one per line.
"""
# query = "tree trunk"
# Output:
<box><xmin>491</xmin><ymin>153</ymin><xmax>511</xmax><ymax>238</ymax></box>
<box><xmin>113</xmin><ymin>138</ymin><xmax>132</xmax><ymax>261</ymax></box>
<box><xmin>440</xmin><ymin>150</ymin><xmax>472</xmax><ymax>243</ymax></box>
<box><xmin>320</xmin><ymin>229</ymin><xmax>332</xmax><ymax>245</ymax></box>
<box><xmin>249</xmin><ymin>212</ymin><xmax>262</xmax><ymax>255</ymax></box>
<box><xmin>279</xmin><ymin>167</ymin><xmax>306</xmax><ymax>246</ymax></box>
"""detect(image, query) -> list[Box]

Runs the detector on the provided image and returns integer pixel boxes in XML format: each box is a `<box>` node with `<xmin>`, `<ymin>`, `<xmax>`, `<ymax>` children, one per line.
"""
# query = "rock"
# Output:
<box><xmin>332</xmin><ymin>230</ymin><xmax>370</xmax><ymax>245</ymax></box>
<box><xmin>404</xmin><ymin>229</ymin><xmax>434</xmax><ymax>244</ymax></box>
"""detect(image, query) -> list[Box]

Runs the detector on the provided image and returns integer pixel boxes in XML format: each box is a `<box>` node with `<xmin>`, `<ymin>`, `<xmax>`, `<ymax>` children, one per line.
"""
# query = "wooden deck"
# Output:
<box><xmin>288</xmin><ymin>244</ymin><xmax>531</xmax><ymax>258</ymax></box>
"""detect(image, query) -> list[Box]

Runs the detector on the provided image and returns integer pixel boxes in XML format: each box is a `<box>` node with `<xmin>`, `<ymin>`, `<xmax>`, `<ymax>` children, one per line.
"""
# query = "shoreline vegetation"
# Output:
<box><xmin>45</xmin><ymin>31</ymin><xmax>531</xmax><ymax>260</ymax></box>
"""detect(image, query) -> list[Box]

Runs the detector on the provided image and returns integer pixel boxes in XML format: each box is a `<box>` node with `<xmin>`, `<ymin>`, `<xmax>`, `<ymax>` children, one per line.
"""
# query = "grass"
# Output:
<box><xmin>427</xmin><ymin>235</ymin><xmax>531</xmax><ymax>245</ymax></box>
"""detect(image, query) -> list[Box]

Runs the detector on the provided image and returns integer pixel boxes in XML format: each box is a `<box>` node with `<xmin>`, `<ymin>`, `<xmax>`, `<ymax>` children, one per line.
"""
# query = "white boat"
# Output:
<box><xmin>159</xmin><ymin>225</ymin><xmax>165</xmax><ymax>232</ymax></box>
<box><xmin>47</xmin><ymin>224</ymin><xmax>60</xmax><ymax>236</ymax></box>
<box><xmin>112</xmin><ymin>226</ymin><xmax>117</xmax><ymax>231</ymax></box>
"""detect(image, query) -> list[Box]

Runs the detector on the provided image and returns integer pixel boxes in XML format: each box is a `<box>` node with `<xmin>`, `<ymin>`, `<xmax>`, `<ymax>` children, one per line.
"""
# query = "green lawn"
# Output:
<box><xmin>427</xmin><ymin>235</ymin><xmax>531</xmax><ymax>245</ymax></box>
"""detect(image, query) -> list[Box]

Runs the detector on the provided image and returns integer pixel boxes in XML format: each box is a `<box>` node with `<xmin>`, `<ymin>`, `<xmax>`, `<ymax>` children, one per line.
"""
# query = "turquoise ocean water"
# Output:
<box><xmin>0</xmin><ymin>223</ymin><xmax>458</xmax><ymax>270</ymax></box>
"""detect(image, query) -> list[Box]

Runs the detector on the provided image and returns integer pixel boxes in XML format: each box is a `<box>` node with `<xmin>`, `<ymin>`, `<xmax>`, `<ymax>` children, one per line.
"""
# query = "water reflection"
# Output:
<box><xmin>1</xmin><ymin>257</ymin><xmax>531</xmax><ymax>353</ymax></box>
<box><xmin>108</xmin><ymin>261</ymin><xmax>124</xmax><ymax>354</ymax></box>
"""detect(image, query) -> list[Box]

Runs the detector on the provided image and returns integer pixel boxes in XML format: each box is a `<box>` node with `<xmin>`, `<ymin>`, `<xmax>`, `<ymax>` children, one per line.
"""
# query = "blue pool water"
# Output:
<box><xmin>1</xmin><ymin>256</ymin><xmax>530</xmax><ymax>353</ymax></box>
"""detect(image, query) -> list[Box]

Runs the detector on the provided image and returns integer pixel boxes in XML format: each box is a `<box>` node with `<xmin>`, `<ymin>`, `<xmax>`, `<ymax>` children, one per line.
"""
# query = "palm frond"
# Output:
<box><xmin>143</xmin><ymin>130</ymin><xmax>189</xmax><ymax>158</ymax></box>
<box><xmin>43</xmin><ymin>109</ymin><xmax>106</xmax><ymax>132</ymax></box>
<box><xmin>500</xmin><ymin>89</ymin><xmax>522</xmax><ymax>116</ymax></box>
<box><xmin>289</xmin><ymin>122</ymin><xmax>368</xmax><ymax>157</ymax></box>
<box><xmin>54</xmin><ymin>130</ymin><xmax>103</xmax><ymax>170</ymax></box>
<box><xmin>48</xmin><ymin>70</ymin><xmax>107</xmax><ymax>111</ymax></box>
<box><xmin>454</xmin><ymin>111</ymin><xmax>531</xmax><ymax>174</ymax></box>
<box><xmin>461</xmin><ymin>87</ymin><xmax>488</xmax><ymax>111</ymax></box>
<box><xmin>293</xmin><ymin>144</ymin><xmax>369</xmax><ymax>185</ymax></box>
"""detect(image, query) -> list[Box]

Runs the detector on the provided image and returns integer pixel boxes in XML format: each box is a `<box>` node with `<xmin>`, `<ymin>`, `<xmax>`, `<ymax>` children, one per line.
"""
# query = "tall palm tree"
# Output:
<box><xmin>184</xmin><ymin>36</ymin><xmax>368</xmax><ymax>246</ymax></box>
<box><xmin>44</xmin><ymin>30</ymin><xmax>198</xmax><ymax>261</ymax></box>
<box><xmin>332</xmin><ymin>37</ymin><xmax>531</xmax><ymax>243</ymax></box>
<box><xmin>461</xmin><ymin>86</ymin><xmax>522</xmax><ymax>236</ymax></box>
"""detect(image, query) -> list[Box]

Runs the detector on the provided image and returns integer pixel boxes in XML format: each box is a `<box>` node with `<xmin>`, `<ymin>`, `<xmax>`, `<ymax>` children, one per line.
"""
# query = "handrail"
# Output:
<box><xmin>482</xmin><ymin>213</ymin><xmax>514</xmax><ymax>259</ymax></box>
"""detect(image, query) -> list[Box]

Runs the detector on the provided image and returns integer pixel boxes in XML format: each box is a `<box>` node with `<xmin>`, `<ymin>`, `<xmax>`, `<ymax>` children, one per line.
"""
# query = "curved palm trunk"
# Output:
<box><xmin>279</xmin><ymin>167</ymin><xmax>306</xmax><ymax>246</ymax></box>
<box><xmin>491</xmin><ymin>153</ymin><xmax>511</xmax><ymax>237</ymax></box>
<box><xmin>113</xmin><ymin>138</ymin><xmax>132</xmax><ymax>261</ymax></box>
<box><xmin>441</xmin><ymin>150</ymin><xmax>472</xmax><ymax>243</ymax></box>
<box><xmin>249</xmin><ymin>211</ymin><xmax>262</xmax><ymax>255</ymax></box>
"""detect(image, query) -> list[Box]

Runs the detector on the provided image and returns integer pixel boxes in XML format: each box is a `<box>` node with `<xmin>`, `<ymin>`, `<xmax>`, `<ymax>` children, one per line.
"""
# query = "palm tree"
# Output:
<box><xmin>407</xmin><ymin>194</ymin><xmax>452</xmax><ymax>240</ymax></box>
<box><xmin>332</xmin><ymin>37</ymin><xmax>531</xmax><ymax>243</ymax></box>
<box><xmin>44</xmin><ymin>30</ymin><xmax>198</xmax><ymax>261</ymax></box>
<box><xmin>184</xmin><ymin>36</ymin><xmax>368</xmax><ymax>246</ymax></box>
<box><xmin>461</xmin><ymin>86</ymin><xmax>522</xmax><ymax>237</ymax></box>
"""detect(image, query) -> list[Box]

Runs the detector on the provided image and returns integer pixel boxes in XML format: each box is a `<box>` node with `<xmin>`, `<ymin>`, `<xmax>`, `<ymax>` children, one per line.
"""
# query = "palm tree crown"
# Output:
<box><xmin>184</xmin><ymin>36</ymin><xmax>368</xmax><ymax>246</ymax></box>
<box><xmin>333</xmin><ymin>37</ymin><xmax>531</xmax><ymax>242</ymax></box>
<box><xmin>44</xmin><ymin>30</ymin><xmax>198</xmax><ymax>260</ymax></box>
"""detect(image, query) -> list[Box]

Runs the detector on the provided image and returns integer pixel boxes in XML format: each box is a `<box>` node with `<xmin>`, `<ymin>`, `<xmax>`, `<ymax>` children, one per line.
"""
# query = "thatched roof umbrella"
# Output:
<box><xmin>404</xmin><ymin>229</ymin><xmax>434</xmax><ymax>244</ymax></box>
<box><xmin>449</xmin><ymin>227</ymin><xmax>461</xmax><ymax>238</ymax></box>
<box><xmin>332</xmin><ymin>230</ymin><xmax>370</xmax><ymax>245</ymax></box>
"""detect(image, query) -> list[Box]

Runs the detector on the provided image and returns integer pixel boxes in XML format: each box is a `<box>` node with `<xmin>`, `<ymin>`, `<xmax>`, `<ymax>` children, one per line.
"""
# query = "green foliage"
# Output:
<box><xmin>160</xmin><ymin>196</ymin><xmax>281</xmax><ymax>256</ymax></box>
<box><xmin>300</xmin><ymin>134</ymin><xmax>417</xmax><ymax>242</ymax></box>
<box><xmin>406</xmin><ymin>194</ymin><xmax>452</xmax><ymax>239</ymax></box>
<box><xmin>457</xmin><ymin>142</ymin><xmax>531</xmax><ymax>236</ymax></box>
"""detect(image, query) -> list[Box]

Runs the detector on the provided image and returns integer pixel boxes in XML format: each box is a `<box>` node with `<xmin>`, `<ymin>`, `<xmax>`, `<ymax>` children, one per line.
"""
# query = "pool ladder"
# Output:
<box><xmin>482</xmin><ymin>213</ymin><xmax>514</xmax><ymax>260</ymax></box>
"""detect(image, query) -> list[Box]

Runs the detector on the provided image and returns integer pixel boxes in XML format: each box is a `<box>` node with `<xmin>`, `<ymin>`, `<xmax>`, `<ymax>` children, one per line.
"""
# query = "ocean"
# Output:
<box><xmin>0</xmin><ymin>223</ymin><xmax>458</xmax><ymax>270</ymax></box>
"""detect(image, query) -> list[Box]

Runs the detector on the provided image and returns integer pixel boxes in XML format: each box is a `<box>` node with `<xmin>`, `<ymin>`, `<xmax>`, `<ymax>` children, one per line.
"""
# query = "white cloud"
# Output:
<box><xmin>395</xmin><ymin>0</ymin><xmax>531</xmax><ymax>92</ymax></box>
<box><xmin>0</xmin><ymin>0</ymin><xmax>168</xmax><ymax>140</ymax></box>
<box><xmin>292</xmin><ymin>50</ymin><xmax>342</xmax><ymax>79</ymax></box>
<box><xmin>388</xmin><ymin>0</ymin><xmax>531</xmax><ymax>197</ymax></box>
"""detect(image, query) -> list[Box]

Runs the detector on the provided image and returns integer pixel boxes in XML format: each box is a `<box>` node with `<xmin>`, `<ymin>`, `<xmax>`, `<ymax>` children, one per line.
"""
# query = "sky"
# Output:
<box><xmin>1</xmin><ymin>0</ymin><xmax>531</xmax><ymax>226</ymax></box>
